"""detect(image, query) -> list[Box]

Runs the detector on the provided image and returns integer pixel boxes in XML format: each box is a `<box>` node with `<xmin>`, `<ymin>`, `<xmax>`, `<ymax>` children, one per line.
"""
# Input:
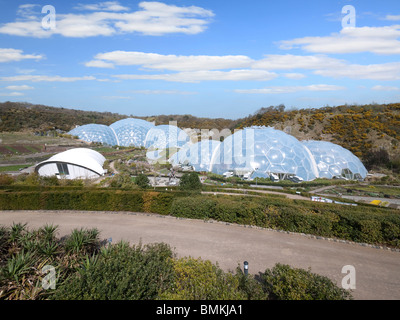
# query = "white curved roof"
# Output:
<box><xmin>36</xmin><ymin>148</ymin><xmax>106</xmax><ymax>176</ymax></box>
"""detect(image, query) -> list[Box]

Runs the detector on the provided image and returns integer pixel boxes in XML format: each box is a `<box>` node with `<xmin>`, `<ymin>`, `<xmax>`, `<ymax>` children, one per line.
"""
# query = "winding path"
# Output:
<box><xmin>0</xmin><ymin>210</ymin><xmax>399</xmax><ymax>300</ymax></box>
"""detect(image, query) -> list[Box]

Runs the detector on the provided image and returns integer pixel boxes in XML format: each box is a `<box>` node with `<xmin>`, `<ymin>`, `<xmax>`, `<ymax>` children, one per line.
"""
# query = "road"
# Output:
<box><xmin>0</xmin><ymin>210</ymin><xmax>399</xmax><ymax>300</ymax></box>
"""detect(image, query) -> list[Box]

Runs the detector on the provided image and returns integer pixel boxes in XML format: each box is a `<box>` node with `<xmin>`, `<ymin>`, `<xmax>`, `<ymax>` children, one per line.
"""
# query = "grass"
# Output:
<box><xmin>0</xmin><ymin>165</ymin><xmax>32</xmax><ymax>172</ymax></box>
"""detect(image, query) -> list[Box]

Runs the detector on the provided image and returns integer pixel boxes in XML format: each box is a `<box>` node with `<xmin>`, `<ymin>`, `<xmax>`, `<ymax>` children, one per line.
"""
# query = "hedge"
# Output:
<box><xmin>0</xmin><ymin>187</ymin><xmax>399</xmax><ymax>247</ymax></box>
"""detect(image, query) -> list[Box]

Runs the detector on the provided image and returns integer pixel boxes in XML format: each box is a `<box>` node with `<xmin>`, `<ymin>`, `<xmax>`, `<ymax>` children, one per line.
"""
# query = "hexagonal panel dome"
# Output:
<box><xmin>210</xmin><ymin>126</ymin><xmax>319</xmax><ymax>181</ymax></box>
<box><xmin>302</xmin><ymin>140</ymin><xmax>368</xmax><ymax>179</ymax></box>
<box><xmin>110</xmin><ymin>118</ymin><xmax>155</xmax><ymax>147</ymax></box>
<box><xmin>68</xmin><ymin>124</ymin><xmax>118</xmax><ymax>146</ymax></box>
<box><xmin>144</xmin><ymin>125</ymin><xmax>190</xmax><ymax>150</ymax></box>
<box><xmin>169</xmin><ymin>139</ymin><xmax>221</xmax><ymax>172</ymax></box>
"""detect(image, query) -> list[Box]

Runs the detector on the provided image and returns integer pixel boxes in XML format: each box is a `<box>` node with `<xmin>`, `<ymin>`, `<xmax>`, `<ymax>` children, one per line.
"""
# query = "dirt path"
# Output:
<box><xmin>1</xmin><ymin>210</ymin><xmax>399</xmax><ymax>300</ymax></box>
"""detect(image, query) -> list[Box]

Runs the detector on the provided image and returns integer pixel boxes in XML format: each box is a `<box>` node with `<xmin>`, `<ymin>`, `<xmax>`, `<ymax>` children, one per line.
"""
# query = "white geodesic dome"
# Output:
<box><xmin>69</xmin><ymin>124</ymin><xmax>119</xmax><ymax>146</ymax></box>
<box><xmin>144</xmin><ymin>124</ymin><xmax>190</xmax><ymax>150</ymax></box>
<box><xmin>210</xmin><ymin>127</ymin><xmax>319</xmax><ymax>181</ymax></box>
<box><xmin>169</xmin><ymin>139</ymin><xmax>221</xmax><ymax>172</ymax></box>
<box><xmin>302</xmin><ymin>140</ymin><xmax>368</xmax><ymax>179</ymax></box>
<box><xmin>109</xmin><ymin>118</ymin><xmax>155</xmax><ymax>147</ymax></box>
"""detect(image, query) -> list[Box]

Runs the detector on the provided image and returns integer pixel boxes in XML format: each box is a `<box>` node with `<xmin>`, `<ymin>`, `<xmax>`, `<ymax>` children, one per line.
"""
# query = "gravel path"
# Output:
<box><xmin>0</xmin><ymin>210</ymin><xmax>399</xmax><ymax>300</ymax></box>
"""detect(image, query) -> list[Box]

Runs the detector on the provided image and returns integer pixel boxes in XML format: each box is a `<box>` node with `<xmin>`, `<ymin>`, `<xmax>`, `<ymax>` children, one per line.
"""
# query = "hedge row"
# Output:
<box><xmin>0</xmin><ymin>189</ymin><xmax>399</xmax><ymax>247</ymax></box>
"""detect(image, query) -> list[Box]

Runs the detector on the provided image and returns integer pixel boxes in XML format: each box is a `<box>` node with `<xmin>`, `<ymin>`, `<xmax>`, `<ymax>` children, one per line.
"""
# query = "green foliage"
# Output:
<box><xmin>260</xmin><ymin>263</ymin><xmax>352</xmax><ymax>300</ymax></box>
<box><xmin>0</xmin><ymin>223</ymin><xmax>352</xmax><ymax>300</ymax></box>
<box><xmin>1</xmin><ymin>186</ymin><xmax>399</xmax><ymax>247</ymax></box>
<box><xmin>52</xmin><ymin>242</ymin><xmax>175</xmax><ymax>300</ymax></box>
<box><xmin>0</xmin><ymin>174</ymin><xmax>14</xmax><ymax>186</ymax></box>
<box><xmin>179</xmin><ymin>172</ymin><xmax>202</xmax><ymax>191</ymax></box>
<box><xmin>135</xmin><ymin>174</ymin><xmax>150</xmax><ymax>189</ymax></box>
<box><xmin>160</xmin><ymin>257</ymin><xmax>245</xmax><ymax>300</ymax></box>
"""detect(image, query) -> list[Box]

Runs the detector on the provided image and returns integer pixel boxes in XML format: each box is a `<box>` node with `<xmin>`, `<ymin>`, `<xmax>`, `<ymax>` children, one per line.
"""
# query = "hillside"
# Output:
<box><xmin>1</xmin><ymin>101</ymin><xmax>399</xmax><ymax>165</ymax></box>
<box><xmin>0</xmin><ymin>101</ymin><xmax>238</xmax><ymax>133</ymax></box>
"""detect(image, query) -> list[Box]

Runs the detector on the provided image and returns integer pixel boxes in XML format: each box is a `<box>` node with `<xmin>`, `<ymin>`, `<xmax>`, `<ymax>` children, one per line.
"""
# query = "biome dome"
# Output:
<box><xmin>144</xmin><ymin>124</ymin><xmax>190</xmax><ymax>150</ymax></box>
<box><xmin>302</xmin><ymin>140</ymin><xmax>368</xmax><ymax>180</ymax></box>
<box><xmin>210</xmin><ymin>127</ymin><xmax>319</xmax><ymax>181</ymax></box>
<box><xmin>170</xmin><ymin>139</ymin><xmax>221</xmax><ymax>172</ymax></box>
<box><xmin>110</xmin><ymin>118</ymin><xmax>155</xmax><ymax>147</ymax></box>
<box><xmin>69</xmin><ymin>124</ymin><xmax>119</xmax><ymax>146</ymax></box>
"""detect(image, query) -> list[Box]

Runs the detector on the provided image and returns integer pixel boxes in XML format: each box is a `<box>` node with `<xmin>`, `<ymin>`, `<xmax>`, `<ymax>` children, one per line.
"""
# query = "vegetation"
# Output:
<box><xmin>179</xmin><ymin>172</ymin><xmax>202</xmax><ymax>191</ymax></box>
<box><xmin>0</xmin><ymin>183</ymin><xmax>399</xmax><ymax>248</ymax></box>
<box><xmin>0</xmin><ymin>224</ymin><xmax>352</xmax><ymax>300</ymax></box>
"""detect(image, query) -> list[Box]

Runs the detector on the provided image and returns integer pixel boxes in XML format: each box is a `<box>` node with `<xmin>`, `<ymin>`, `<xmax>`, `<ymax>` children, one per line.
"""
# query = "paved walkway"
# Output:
<box><xmin>1</xmin><ymin>210</ymin><xmax>399</xmax><ymax>300</ymax></box>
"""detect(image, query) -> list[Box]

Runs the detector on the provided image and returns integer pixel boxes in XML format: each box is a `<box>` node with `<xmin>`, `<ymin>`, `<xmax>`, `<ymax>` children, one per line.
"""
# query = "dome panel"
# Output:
<box><xmin>302</xmin><ymin>140</ymin><xmax>368</xmax><ymax>179</ymax></box>
<box><xmin>169</xmin><ymin>139</ymin><xmax>221</xmax><ymax>172</ymax></box>
<box><xmin>68</xmin><ymin>124</ymin><xmax>118</xmax><ymax>146</ymax></box>
<box><xmin>210</xmin><ymin>127</ymin><xmax>318</xmax><ymax>181</ymax></box>
<box><xmin>145</xmin><ymin>125</ymin><xmax>190</xmax><ymax>150</ymax></box>
<box><xmin>110</xmin><ymin>118</ymin><xmax>155</xmax><ymax>147</ymax></box>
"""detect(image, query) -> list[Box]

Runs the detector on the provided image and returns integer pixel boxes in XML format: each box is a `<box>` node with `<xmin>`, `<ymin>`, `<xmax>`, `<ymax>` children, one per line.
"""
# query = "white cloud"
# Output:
<box><xmin>129</xmin><ymin>90</ymin><xmax>197</xmax><ymax>95</ymax></box>
<box><xmin>86</xmin><ymin>51</ymin><xmax>253</xmax><ymax>71</ymax></box>
<box><xmin>0</xmin><ymin>1</ymin><xmax>214</xmax><ymax>38</ymax></box>
<box><xmin>283</xmin><ymin>73</ymin><xmax>306</xmax><ymax>80</ymax></box>
<box><xmin>0</xmin><ymin>48</ymin><xmax>44</xmax><ymax>63</ymax></box>
<box><xmin>5</xmin><ymin>85</ymin><xmax>34</xmax><ymax>90</ymax></box>
<box><xmin>235</xmin><ymin>84</ymin><xmax>345</xmax><ymax>94</ymax></box>
<box><xmin>314</xmin><ymin>62</ymin><xmax>400</xmax><ymax>80</ymax></box>
<box><xmin>101</xmin><ymin>95</ymin><xmax>132</xmax><ymax>100</ymax></box>
<box><xmin>280</xmin><ymin>25</ymin><xmax>400</xmax><ymax>55</ymax></box>
<box><xmin>0</xmin><ymin>91</ymin><xmax>25</xmax><ymax>97</ymax></box>
<box><xmin>384</xmin><ymin>15</ymin><xmax>400</xmax><ymax>21</ymax></box>
<box><xmin>372</xmin><ymin>85</ymin><xmax>400</xmax><ymax>91</ymax></box>
<box><xmin>1</xmin><ymin>75</ymin><xmax>96</xmax><ymax>82</ymax></box>
<box><xmin>74</xmin><ymin>1</ymin><xmax>130</xmax><ymax>12</ymax></box>
<box><xmin>114</xmin><ymin>69</ymin><xmax>277</xmax><ymax>83</ymax></box>
<box><xmin>253</xmin><ymin>54</ymin><xmax>345</xmax><ymax>70</ymax></box>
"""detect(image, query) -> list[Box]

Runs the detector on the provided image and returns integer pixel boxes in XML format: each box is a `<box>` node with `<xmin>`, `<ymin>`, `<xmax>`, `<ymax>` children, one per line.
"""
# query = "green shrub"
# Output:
<box><xmin>179</xmin><ymin>172</ymin><xmax>202</xmax><ymax>191</ymax></box>
<box><xmin>135</xmin><ymin>174</ymin><xmax>150</xmax><ymax>189</ymax></box>
<box><xmin>160</xmin><ymin>257</ymin><xmax>245</xmax><ymax>300</ymax></box>
<box><xmin>52</xmin><ymin>242</ymin><xmax>175</xmax><ymax>300</ymax></box>
<box><xmin>170</xmin><ymin>196</ymin><xmax>216</xmax><ymax>219</ymax></box>
<box><xmin>260</xmin><ymin>263</ymin><xmax>352</xmax><ymax>300</ymax></box>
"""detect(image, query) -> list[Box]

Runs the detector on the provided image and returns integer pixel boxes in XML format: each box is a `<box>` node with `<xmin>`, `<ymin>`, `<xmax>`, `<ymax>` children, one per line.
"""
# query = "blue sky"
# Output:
<box><xmin>0</xmin><ymin>0</ymin><xmax>399</xmax><ymax>119</ymax></box>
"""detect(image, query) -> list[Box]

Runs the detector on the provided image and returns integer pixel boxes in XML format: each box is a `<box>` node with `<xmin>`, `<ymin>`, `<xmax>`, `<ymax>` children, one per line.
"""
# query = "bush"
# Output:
<box><xmin>52</xmin><ymin>242</ymin><xmax>175</xmax><ymax>300</ymax></box>
<box><xmin>160</xmin><ymin>257</ymin><xmax>245</xmax><ymax>300</ymax></box>
<box><xmin>179</xmin><ymin>172</ymin><xmax>202</xmax><ymax>191</ymax></box>
<box><xmin>135</xmin><ymin>174</ymin><xmax>150</xmax><ymax>189</ymax></box>
<box><xmin>260</xmin><ymin>263</ymin><xmax>352</xmax><ymax>300</ymax></box>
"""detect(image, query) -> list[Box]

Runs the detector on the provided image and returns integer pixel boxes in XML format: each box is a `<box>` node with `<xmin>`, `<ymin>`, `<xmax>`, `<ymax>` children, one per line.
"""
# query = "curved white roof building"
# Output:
<box><xmin>35</xmin><ymin>148</ymin><xmax>106</xmax><ymax>179</ymax></box>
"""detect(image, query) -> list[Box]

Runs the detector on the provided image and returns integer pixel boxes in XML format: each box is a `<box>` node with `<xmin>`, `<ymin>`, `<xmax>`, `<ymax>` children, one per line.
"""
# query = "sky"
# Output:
<box><xmin>0</xmin><ymin>0</ymin><xmax>399</xmax><ymax>119</ymax></box>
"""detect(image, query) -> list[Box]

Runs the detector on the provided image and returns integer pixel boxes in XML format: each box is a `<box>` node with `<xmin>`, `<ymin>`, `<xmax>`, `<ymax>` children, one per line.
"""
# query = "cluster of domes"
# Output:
<box><xmin>69</xmin><ymin>118</ymin><xmax>189</xmax><ymax>149</ymax></box>
<box><xmin>69</xmin><ymin>122</ymin><xmax>367</xmax><ymax>181</ymax></box>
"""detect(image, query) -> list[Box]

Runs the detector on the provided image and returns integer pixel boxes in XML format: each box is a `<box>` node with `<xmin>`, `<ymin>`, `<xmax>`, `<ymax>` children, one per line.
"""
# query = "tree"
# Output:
<box><xmin>179</xmin><ymin>172</ymin><xmax>202</xmax><ymax>191</ymax></box>
<box><xmin>135</xmin><ymin>174</ymin><xmax>150</xmax><ymax>189</ymax></box>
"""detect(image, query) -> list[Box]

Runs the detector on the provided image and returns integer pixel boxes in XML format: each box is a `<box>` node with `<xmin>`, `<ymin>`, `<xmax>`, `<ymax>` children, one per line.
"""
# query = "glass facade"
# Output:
<box><xmin>170</xmin><ymin>139</ymin><xmax>221</xmax><ymax>172</ymax></box>
<box><xmin>144</xmin><ymin>125</ymin><xmax>190</xmax><ymax>150</ymax></box>
<box><xmin>210</xmin><ymin>127</ymin><xmax>319</xmax><ymax>181</ymax></box>
<box><xmin>302</xmin><ymin>140</ymin><xmax>368</xmax><ymax>179</ymax></box>
<box><xmin>68</xmin><ymin>124</ymin><xmax>118</xmax><ymax>146</ymax></box>
<box><xmin>109</xmin><ymin>118</ymin><xmax>155</xmax><ymax>147</ymax></box>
